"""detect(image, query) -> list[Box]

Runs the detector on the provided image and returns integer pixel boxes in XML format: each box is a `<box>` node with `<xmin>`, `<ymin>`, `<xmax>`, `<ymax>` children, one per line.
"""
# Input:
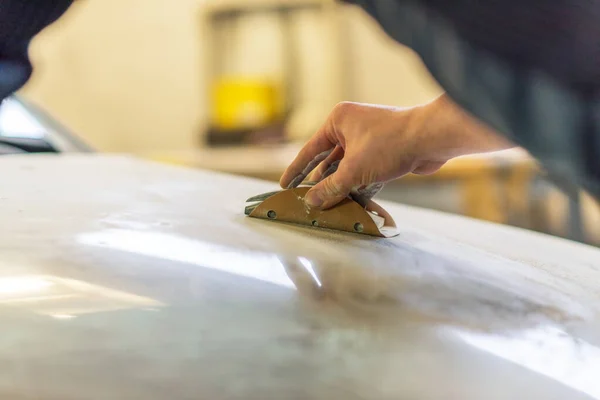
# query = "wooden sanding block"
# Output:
<box><xmin>244</xmin><ymin>186</ymin><xmax>398</xmax><ymax>238</ymax></box>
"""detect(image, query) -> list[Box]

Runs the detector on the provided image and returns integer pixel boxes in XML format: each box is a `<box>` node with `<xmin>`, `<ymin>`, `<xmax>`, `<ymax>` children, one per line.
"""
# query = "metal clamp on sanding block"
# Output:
<box><xmin>244</xmin><ymin>185</ymin><xmax>398</xmax><ymax>238</ymax></box>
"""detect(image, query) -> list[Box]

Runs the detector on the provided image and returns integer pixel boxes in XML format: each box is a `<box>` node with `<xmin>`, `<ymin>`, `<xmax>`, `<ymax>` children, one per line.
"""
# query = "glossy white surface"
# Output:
<box><xmin>1</xmin><ymin>155</ymin><xmax>599</xmax><ymax>400</ymax></box>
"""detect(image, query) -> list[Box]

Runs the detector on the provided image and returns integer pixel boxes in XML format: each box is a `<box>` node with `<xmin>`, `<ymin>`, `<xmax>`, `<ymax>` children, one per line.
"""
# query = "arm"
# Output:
<box><xmin>346</xmin><ymin>0</ymin><xmax>600</xmax><ymax>197</ymax></box>
<box><xmin>280</xmin><ymin>95</ymin><xmax>514</xmax><ymax>209</ymax></box>
<box><xmin>412</xmin><ymin>94</ymin><xmax>514</xmax><ymax>161</ymax></box>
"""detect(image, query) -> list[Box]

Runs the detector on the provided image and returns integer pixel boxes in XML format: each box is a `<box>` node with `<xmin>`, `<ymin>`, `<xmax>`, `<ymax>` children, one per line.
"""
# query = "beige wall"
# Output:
<box><xmin>21</xmin><ymin>0</ymin><xmax>440</xmax><ymax>152</ymax></box>
<box><xmin>22</xmin><ymin>0</ymin><xmax>207</xmax><ymax>152</ymax></box>
<box><xmin>342</xmin><ymin>5</ymin><xmax>441</xmax><ymax>107</ymax></box>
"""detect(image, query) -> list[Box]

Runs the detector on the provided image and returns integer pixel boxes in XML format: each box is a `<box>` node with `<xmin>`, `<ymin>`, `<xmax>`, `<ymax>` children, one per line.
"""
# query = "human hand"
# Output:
<box><xmin>279</xmin><ymin>101</ymin><xmax>448</xmax><ymax>209</ymax></box>
<box><xmin>280</xmin><ymin>97</ymin><xmax>513</xmax><ymax>210</ymax></box>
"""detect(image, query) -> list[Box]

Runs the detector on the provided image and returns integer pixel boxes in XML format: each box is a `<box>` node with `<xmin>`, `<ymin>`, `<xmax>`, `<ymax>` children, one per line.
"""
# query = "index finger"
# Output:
<box><xmin>280</xmin><ymin>131</ymin><xmax>337</xmax><ymax>188</ymax></box>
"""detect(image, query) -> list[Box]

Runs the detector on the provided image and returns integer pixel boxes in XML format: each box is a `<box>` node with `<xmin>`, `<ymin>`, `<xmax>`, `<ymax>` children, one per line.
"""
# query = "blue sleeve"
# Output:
<box><xmin>347</xmin><ymin>0</ymin><xmax>600</xmax><ymax>197</ymax></box>
<box><xmin>0</xmin><ymin>0</ymin><xmax>73</xmax><ymax>99</ymax></box>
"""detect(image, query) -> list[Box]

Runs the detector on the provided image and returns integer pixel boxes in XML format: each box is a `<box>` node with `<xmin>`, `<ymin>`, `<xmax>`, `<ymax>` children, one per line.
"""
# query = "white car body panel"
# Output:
<box><xmin>1</xmin><ymin>155</ymin><xmax>599</xmax><ymax>400</ymax></box>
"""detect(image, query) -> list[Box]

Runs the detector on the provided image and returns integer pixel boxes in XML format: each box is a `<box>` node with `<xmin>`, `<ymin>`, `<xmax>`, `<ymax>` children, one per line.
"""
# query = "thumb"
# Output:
<box><xmin>304</xmin><ymin>162</ymin><xmax>356</xmax><ymax>209</ymax></box>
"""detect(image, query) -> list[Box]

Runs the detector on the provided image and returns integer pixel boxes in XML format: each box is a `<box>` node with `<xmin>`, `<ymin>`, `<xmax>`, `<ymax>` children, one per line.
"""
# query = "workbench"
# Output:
<box><xmin>1</xmin><ymin>155</ymin><xmax>598</xmax><ymax>399</ymax></box>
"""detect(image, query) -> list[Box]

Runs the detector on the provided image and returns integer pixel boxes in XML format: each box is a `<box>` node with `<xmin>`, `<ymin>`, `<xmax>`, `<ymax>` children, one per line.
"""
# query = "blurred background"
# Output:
<box><xmin>7</xmin><ymin>0</ymin><xmax>599</xmax><ymax>246</ymax></box>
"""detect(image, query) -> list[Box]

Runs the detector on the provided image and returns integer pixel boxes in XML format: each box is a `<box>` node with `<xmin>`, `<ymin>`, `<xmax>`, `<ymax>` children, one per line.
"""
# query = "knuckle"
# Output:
<box><xmin>340</xmin><ymin>159</ymin><xmax>363</xmax><ymax>182</ymax></box>
<box><xmin>363</xmin><ymin>169</ymin><xmax>380</xmax><ymax>185</ymax></box>
<box><xmin>331</xmin><ymin>101</ymin><xmax>357</xmax><ymax>122</ymax></box>
<box><xmin>324</xmin><ymin>176</ymin><xmax>348</xmax><ymax>197</ymax></box>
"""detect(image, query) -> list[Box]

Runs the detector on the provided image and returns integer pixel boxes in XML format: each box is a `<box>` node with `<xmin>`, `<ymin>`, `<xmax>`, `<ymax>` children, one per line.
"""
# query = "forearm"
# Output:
<box><xmin>414</xmin><ymin>94</ymin><xmax>515</xmax><ymax>161</ymax></box>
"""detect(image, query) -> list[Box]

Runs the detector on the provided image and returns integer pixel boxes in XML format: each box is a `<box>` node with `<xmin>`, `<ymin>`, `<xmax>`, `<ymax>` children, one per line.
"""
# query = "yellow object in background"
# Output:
<box><xmin>212</xmin><ymin>78</ymin><xmax>282</xmax><ymax>131</ymax></box>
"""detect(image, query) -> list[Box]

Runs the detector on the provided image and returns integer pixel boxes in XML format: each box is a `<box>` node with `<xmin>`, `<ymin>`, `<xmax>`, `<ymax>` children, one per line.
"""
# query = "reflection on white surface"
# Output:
<box><xmin>0</xmin><ymin>99</ymin><xmax>45</xmax><ymax>138</ymax></box>
<box><xmin>0</xmin><ymin>274</ymin><xmax>162</xmax><ymax>318</ymax></box>
<box><xmin>51</xmin><ymin>314</ymin><xmax>76</xmax><ymax>320</ymax></box>
<box><xmin>78</xmin><ymin>229</ymin><xmax>295</xmax><ymax>288</ymax></box>
<box><xmin>454</xmin><ymin>326</ymin><xmax>600</xmax><ymax>399</ymax></box>
<box><xmin>299</xmin><ymin>257</ymin><xmax>322</xmax><ymax>287</ymax></box>
<box><xmin>0</xmin><ymin>276</ymin><xmax>53</xmax><ymax>296</ymax></box>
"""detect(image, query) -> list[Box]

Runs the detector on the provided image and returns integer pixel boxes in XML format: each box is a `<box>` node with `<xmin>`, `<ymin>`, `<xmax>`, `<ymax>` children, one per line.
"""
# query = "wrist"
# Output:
<box><xmin>407</xmin><ymin>96</ymin><xmax>468</xmax><ymax>162</ymax></box>
<box><xmin>414</xmin><ymin>94</ymin><xmax>514</xmax><ymax>160</ymax></box>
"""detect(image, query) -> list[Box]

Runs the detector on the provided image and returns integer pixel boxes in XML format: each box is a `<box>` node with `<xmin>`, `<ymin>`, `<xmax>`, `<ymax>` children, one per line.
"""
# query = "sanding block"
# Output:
<box><xmin>244</xmin><ymin>185</ymin><xmax>398</xmax><ymax>238</ymax></box>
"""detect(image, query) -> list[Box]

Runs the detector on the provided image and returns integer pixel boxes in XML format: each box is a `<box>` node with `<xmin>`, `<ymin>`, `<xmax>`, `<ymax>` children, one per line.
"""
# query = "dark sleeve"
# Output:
<box><xmin>0</xmin><ymin>0</ymin><xmax>73</xmax><ymax>99</ymax></box>
<box><xmin>346</xmin><ymin>0</ymin><xmax>600</xmax><ymax>197</ymax></box>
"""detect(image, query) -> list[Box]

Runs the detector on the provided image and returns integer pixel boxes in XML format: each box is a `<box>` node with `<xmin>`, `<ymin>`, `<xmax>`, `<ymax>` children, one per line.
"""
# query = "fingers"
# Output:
<box><xmin>286</xmin><ymin>149</ymin><xmax>333</xmax><ymax>189</ymax></box>
<box><xmin>352</xmin><ymin>182</ymin><xmax>384</xmax><ymax>207</ymax></box>
<box><xmin>280</xmin><ymin>127</ymin><xmax>337</xmax><ymax>188</ymax></box>
<box><xmin>320</xmin><ymin>160</ymin><xmax>340</xmax><ymax>181</ymax></box>
<box><xmin>304</xmin><ymin>159</ymin><xmax>356</xmax><ymax>209</ymax></box>
<box><xmin>309</xmin><ymin>145</ymin><xmax>344</xmax><ymax>182</ymax></box>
